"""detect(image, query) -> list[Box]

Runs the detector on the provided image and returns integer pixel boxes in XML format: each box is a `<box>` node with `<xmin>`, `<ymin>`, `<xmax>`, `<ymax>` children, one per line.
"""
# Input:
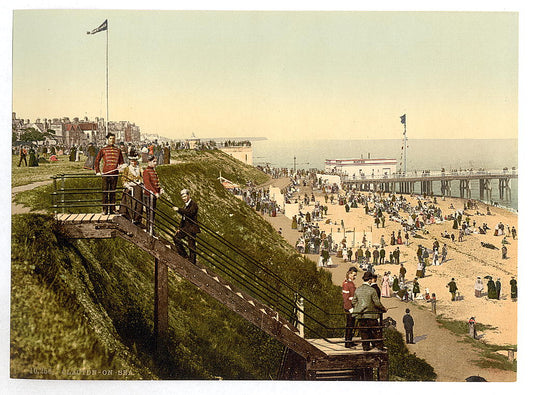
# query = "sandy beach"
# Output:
<box><xmin>263</xmin><ymin>176</ymin><xmax>517</xmax><ymax>381</ymax></box>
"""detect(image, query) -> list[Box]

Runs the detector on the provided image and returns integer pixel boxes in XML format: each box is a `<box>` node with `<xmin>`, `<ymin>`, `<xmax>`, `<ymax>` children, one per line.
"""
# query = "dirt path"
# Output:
<box><xmin>261</xmin><ymin>177</ymin><xmax>516</xmax><ymax>382</ymax></box>
<box><xmin>11</xmin><ymin>180</ymin><xmax>53</xmax><ymax>214</ymax></box>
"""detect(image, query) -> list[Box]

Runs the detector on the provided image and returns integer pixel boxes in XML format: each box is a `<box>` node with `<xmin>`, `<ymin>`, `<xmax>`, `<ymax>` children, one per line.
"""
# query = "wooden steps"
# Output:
<box><xmin>55</xmin><ymin>212</ymin><xmax>389</xmax><ymax>380</ymax></box>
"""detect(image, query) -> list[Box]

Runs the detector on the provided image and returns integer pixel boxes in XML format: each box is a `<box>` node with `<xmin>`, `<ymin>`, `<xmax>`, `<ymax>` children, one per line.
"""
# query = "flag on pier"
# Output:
<box><xmin>87</xmin><ymin>20</ymin><xmax>108</xmax><ymax>35</ymax></box>
<box><xmin>400</xmin><ymin>114</ymin><xmax>406</xmax><ymax>125</ymax></box>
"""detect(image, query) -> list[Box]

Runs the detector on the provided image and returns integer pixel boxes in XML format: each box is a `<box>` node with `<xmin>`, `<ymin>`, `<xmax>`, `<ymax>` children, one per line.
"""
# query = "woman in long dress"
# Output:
<box><xmin>432</xmin><ymin>250</ymin><xmax>440</xmax><ymax>266</ymax></box>
<box><xmin>119</xmin><ymin>150</ymin><xmax>143</xmax><ymax>224</ymax></box>
<box><xmin>342</xmin><ymin>247</ymin><xmax>348</xmax><ymax>262</ymax></box>
<box><xmin>392</xmin><ymin>275</ymin><xmax>400</xmax><ymax>293</ymax></box>
<box><xmin>412</xmin><ymin>278</ymin><xmax>421</xmax><ymax>299</ymax></box>
<box><xmin>28</xmin><ymin>147</ymin><xmax>39</xmax><ymax>167</ymax></box>
<box><xmin>381</xmin><ymin>272</ymin><xmax>392</xmax><ymax>297</ymax></box>
<box><xmin>474</xmin><ymin>276</ymin><xmax>484</xmax><ymax>297</ymax></box>
<box><xmin>416</xmin><ymin>259</ymin><xmax>425</xmax><ymax>278</ymax></box>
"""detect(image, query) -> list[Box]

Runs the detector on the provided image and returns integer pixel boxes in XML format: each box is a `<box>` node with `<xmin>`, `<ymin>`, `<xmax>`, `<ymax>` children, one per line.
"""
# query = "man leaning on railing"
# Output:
<box><xmin>142</xmin><ymin>155</ymin><xmax>163</xmax><ymax>235</ymax></box>
<box><xmin>351</xmin><ymin>271</ymin><xmax>387</xmax><ymax>351</ymax></box>
<box><xmin>172</xmin><ymin>189</ymin><xmax>200</xmax><ymax>264</ymax></box>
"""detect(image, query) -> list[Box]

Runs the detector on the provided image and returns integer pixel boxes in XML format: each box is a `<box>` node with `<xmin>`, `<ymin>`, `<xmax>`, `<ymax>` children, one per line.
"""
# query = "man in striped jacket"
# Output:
<box><xmin>142</xmin><ymin>155</ymin><xmax>163</xmax><ymax>234</ymax></box>
<box><xmin>94</xmin><ymin>133</ymin><xmax>124</xmax><ymax>214</ymax></box>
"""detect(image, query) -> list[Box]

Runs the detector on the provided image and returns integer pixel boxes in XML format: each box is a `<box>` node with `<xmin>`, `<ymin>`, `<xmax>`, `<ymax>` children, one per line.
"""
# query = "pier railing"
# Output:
<box><xmin>339</xmin><ymin>168</ymin><xmax>517</xmax><ymax>182</ymax></box>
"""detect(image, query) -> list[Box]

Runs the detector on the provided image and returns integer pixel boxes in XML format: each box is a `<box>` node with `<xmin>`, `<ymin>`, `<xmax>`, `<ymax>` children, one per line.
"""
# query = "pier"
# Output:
<box><xmin>341</xmin><ymin>169</ymin><xmax>517</xmax><ymax>203</ymax></box>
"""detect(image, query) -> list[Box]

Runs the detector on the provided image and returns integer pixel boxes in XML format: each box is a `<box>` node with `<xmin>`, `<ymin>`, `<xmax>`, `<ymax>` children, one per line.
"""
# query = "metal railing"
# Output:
<box><xmin>51</xmin><ymin>173</ymin><xmax>385</xmax><ymax>347</ymax></box>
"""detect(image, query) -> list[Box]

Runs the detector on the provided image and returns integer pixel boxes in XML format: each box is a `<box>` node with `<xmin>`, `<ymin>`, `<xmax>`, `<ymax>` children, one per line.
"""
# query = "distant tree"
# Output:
<box><xmin>19</xmin><ymin>128</ymin><xmax>56</xmax><ymax>144</ymax></box>
<box><xmin>19</xmin><ymin>128</ymin><xmax>45</xmax><ymax>143</ymax></box>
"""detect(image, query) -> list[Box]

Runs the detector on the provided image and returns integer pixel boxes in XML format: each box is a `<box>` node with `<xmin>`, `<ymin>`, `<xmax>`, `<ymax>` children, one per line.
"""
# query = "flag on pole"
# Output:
<box><xmin>400</xmin><ymin>114</ymin><xmax>406</xmax><ymax>125</ymax></box>
<box><xmin>87</xmin><ymin>20</ymin><xmax>108</xmax><ymax>35</ymax></box>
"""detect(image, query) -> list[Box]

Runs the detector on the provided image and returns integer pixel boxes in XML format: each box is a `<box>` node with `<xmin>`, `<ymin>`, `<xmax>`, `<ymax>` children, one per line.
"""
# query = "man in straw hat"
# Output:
<box><xmin>351</xmin><ymin>271</ymin><xmax>387</xmax><ymax>351</ymax></box>
<box><xmin>119</xmin><ymin>148</ymin><xmax>143</xmax><ymax>225</ymax></box>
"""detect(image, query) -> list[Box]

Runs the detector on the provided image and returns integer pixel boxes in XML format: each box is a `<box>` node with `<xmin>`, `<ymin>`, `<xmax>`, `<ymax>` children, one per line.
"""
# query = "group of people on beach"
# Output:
<box><xmin>265</xmin><ymin>165</ymin><xmax>517</xmax><ymax>347</ymax></box>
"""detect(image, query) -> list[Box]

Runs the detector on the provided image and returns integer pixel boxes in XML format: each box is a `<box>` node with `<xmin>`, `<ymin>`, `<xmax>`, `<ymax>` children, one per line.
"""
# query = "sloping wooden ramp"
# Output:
<box><xmin>55</xmin><ymin>213</ymin><xmax>389</xmax><ymax>380</ymax></box>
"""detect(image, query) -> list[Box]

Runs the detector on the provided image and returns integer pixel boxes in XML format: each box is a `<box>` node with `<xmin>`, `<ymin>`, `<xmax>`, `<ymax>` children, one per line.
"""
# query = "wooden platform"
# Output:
<box><xmin>55</xmin><ymin>213</ymin><xmax>118</xmax><ymax>224</ymax></box>
<box><xmin>55</xmin><ymin>213</ymin><xmax>120</xmax><ymax>238</ymax></box>
<box><xmin>307</xmin><ymin>338</ymin><xmax>386</xmax><ymax>355</ymax></box>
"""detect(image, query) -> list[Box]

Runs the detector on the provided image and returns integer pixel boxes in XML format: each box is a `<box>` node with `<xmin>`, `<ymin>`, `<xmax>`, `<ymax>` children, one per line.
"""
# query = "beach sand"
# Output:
<box><xmin>262</xmin><ymin>177</ymin><xmax>517</xmax><ymax>381</ymax></box>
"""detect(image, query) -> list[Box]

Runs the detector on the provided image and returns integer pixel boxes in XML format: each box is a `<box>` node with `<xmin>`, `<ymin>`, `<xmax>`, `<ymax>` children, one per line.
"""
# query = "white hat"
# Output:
<box><xmin>181</xmin><ymin>189</ymin><xmax>190</xmax><ymax>196</ymax></box>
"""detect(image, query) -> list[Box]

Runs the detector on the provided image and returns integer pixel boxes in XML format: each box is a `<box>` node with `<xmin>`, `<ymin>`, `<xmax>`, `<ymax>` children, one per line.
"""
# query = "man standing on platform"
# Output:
<box><xmin>342</xmin><ymin>267</ymin><xmax>357</xmax><ymax>348</ymax></box>
<box><xmin>95</xmin><ymin>133</ymin><xmax>124</xmax><ymax>214</ymax></box>
<box><xmin>173</xmin><ymin>189</ymin><xmax>200</xmax><ymax>264</ymax></box>
<box><xmin>352</xmin><ymin>271</ymin><xmax>387</xmax><ymax>351</ymax></box>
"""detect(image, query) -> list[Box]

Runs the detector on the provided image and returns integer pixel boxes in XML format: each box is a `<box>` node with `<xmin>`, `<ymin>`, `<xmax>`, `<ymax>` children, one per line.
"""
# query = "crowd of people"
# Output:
<box><xmin>249</xmin><ymin>165</ymin><xmax>518</xmax><ymax>349</ymax></box>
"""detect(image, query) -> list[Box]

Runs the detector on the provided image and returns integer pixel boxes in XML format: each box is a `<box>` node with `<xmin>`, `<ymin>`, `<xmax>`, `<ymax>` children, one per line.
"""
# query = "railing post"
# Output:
<box><xmin>154</xmin><ymin>257</ymin><xmax>169</xmax><ymax>352</ymax></box>
<box><xmin>52</xmin><ymin>176</ymin><xmax>57</xmax><ymax>214</ymax></box>
<box><xmin>61</xmin><ymin>175</ymin><xmax>65</xmax><ymax>214</ymax></box>
<box><xmin>297</xmin><ymin>297</ymin><xmax>304</xmax><ymax>338</ymax></box>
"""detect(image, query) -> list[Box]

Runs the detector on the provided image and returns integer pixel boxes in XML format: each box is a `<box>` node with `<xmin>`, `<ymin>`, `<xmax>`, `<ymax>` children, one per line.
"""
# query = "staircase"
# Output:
<box><xmin>52</xmin><ymin>173</ymin><xmax>389</xmax><ymax>380</ymax></box>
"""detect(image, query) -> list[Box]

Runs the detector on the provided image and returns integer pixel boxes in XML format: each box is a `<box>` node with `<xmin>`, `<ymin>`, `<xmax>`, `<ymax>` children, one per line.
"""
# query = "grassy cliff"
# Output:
<box><xmin>11</xmin><ymin>149</ymin><xmax>435</xmax><ymax>380</ymax></box>
<box><xmin>10</xmin><ymin>149</ymin><xmax>341</xmax><ymax>379</ymax></box>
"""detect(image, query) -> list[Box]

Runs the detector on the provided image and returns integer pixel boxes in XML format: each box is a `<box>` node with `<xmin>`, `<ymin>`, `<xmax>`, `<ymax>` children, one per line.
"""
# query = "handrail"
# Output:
<box><xmin>50</xmin><ymin>173</ymin><xmax>386</xmax><ymax>345</ymax></box>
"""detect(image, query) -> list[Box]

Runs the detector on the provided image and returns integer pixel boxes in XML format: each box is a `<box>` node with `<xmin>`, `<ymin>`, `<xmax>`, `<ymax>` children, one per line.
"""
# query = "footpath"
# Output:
<box><xmin>12</xmin><ymin>180</ymin><xmax>53</xmax><ymax>214</ymax></box>
<box><xmin>260</xmin><ymin>177</ymin><xmax>516</xmax><ymax>382</ymax></box>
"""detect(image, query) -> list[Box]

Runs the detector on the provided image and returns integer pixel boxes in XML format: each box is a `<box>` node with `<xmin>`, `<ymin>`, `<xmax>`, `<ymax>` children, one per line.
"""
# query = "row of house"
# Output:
<box><xmin>12</xmin><ymin>112</ymin><xmax>141</xmax><ymax>147</ymax></box>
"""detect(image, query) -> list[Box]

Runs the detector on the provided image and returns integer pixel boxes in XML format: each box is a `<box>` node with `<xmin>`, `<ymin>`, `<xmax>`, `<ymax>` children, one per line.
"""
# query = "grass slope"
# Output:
<box><xmin>11</xmin><ymin>149</ymin><xmax>436</xmax><ymax>380</ymax></box>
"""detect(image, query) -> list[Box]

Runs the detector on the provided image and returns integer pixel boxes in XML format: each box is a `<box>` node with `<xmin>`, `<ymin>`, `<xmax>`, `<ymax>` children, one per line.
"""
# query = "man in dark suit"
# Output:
<box><xmin>402</xmin><ymin>308</ymin><xmax>415</xmax><ymax>344</ymax></box>
<box><xmin>173</xmin><ymin>189</ymin><xmax>200</xmax><ymax>264</ymax></box>
<box><xmin>352</xmin><ymin>271</ymin><xmax>387</xmax><ymax>351</ymax></box>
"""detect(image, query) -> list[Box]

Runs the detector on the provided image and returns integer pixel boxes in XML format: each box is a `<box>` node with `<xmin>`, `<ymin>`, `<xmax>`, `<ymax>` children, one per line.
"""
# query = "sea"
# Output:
<box><xmin>252</xmin><ymin>139</ymin><xmax>518</xmax><ymax>211</ymax></box>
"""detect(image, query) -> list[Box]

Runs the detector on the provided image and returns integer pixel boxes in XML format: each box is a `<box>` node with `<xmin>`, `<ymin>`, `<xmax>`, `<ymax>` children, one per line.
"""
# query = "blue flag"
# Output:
<box><xmin>87</xmin><ymin>20</ymin><xmax>108</xmax><ymax>35</ymax></box>
<box><xmin>400</xmin><ymin>114</ymin><xmax>406</xmax><ymax>125</ymax></box>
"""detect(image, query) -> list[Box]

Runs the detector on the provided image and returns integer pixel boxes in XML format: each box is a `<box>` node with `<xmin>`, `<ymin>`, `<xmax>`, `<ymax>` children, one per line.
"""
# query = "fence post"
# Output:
<box><xmin>52</xmin><ymin>176</ymin><xmax>57</xmax><ymax>214</ymax></box>
<box><xmin>154</xmin><ymin>257</ymin><xmax>168</xmax><ymax>352</ymax></box>
<box><xmin>297</xmin><ymin>297</ymin><xmax>304</xmax><ymax>338</ymax></box>
<box><xmin>61</xmin><ymin>175</ymin><xmax>65</xmax><ymax>214</ymax></box>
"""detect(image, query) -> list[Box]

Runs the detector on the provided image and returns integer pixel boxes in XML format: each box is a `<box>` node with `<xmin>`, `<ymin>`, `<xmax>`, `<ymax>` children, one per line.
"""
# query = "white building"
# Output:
<box><xmin>219</xmin><ymin>146</ymin><xmax>253</xmax><ymax>166</ymax></box>
<box><xmin>324</xmin><ymin>158</ymin><xmax>397</xmax><ymax>178</ymax></box>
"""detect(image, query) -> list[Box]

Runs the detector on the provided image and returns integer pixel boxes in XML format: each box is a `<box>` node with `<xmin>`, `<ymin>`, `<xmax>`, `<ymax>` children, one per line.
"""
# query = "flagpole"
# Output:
<box><xmin>106</xmin><ymin>22</ymin><xmax>109</xmax><ymax>134</ymax></box>
<box><xmin>403</xmin><ymin>119</ymin><xmax>407</xmax><ymax>175</ymax></box>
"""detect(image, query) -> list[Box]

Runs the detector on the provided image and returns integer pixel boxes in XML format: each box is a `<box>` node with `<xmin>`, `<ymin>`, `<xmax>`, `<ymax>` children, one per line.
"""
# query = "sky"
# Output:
<box><xmin>10</xmin><ymin>7</ymin><xmax>519</xmax><ymax>141</ymax></box>
<box><xmin>2</xmin><ymin>2</ymin><xmax>533</xmax><ymax>394</ymax></box>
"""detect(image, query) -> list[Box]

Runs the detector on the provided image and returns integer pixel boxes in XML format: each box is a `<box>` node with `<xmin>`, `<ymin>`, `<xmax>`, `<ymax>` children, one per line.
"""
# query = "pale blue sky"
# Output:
<box><xmin>11</xmin><ymin>9</ymin><xmax>519</xmax><ymax>140</ymax></box>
